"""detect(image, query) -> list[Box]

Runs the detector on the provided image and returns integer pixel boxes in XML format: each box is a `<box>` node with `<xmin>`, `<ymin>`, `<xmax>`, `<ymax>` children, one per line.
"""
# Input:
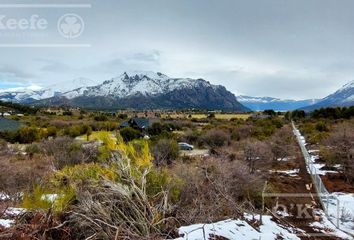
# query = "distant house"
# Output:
<box><xmin>119</xmin><ymin>118</ymin><xmax>150</xmax><ymax>132</ymax></box>
<box><xmin>0</xmin><ymin>118</ymin><xmax>21</xmax><ymax>132</ymax></box>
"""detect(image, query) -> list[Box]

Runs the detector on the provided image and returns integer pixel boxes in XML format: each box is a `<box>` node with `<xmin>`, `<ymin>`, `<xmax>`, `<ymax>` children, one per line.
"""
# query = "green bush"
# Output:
<box><xmin>94</xmin><ymin>115</ymin><xmax>108</xmax><ymax>121</ymax></box>
<box><xmin>120</xmin><ymin>127</ymin><xmax>141</xmax><ymax>142</ymax></box>
<box><xmin>47</xmin><ymin>126</ymin><xmax>58</xmax><ymax>137</ymax></box>
<box><xmin>17</xmin><ymin>127</ymin><xmax>43</xmax><ymax>143</ymax></box>
<box><xmin>315</xmin><ymin>121</ymin><xmax>329</xmax><ymax>132</ymax></box>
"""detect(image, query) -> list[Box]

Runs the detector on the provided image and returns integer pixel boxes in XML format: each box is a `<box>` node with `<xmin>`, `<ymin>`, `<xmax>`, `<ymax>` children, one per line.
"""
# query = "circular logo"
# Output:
<box><xmin>57</xmin><ymin>13</ymin><xmax>84</xmax><ymax>39</ymax></box>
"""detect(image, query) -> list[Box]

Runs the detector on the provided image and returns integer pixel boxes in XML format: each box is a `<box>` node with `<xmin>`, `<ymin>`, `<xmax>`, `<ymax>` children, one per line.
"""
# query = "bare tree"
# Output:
<box><xmin>270</xmin><ymin>126</ymin><xmax>296</xmax><ymax>162</ymax></box>
<box><xmin>244</xmin><ymin>140</ymin><xmax>273</xmax><ymax>173</ymax></box>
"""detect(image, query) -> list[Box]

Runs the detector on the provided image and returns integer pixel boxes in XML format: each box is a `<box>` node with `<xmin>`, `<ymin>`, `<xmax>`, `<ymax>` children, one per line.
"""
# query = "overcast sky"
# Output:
<box><xmin>1</xmin><ymin>0</ymin><xmax>354</xmax><ymax>99</ymax></box>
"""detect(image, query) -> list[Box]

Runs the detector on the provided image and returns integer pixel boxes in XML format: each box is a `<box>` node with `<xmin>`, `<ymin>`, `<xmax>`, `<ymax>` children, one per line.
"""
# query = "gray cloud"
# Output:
<box><xmin>1</xmin><ymin>0</ymin><xmax>354</xmax><ymax>99</ymax></box>
<box><xmin>89</xmin><ymin>50</ymin><xmax>162</xmax><ymax>75</ymax></box>
<box><xmin>0</xmin><ymin>65</ymin><xmax>35</xmax><ymax>84</ymax></box>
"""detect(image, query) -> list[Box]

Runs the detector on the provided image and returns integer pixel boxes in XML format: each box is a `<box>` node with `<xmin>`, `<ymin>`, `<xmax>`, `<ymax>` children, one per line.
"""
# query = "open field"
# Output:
<box><xmin>161</xmin><ymin>113</ymin><xmax>251</xmax><ymax>120</ymax></box>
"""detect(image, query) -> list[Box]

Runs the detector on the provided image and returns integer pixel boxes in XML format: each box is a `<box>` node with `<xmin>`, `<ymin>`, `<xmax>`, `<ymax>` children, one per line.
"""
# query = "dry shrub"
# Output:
<box><xmin>0</xmin><ymin>139</ymin><xmax>7</xmax><ymax>152</ymax></box>
<box><xmin>153</xmin><ymin>139</ymin><xmax>179</xmax><ymax>166</ymax></box>
<box><xmin>0</xmin><ymin>210</ymin><xmax>71</xmax><ymax>240</ymax></box>
<box><xmin>172</xmin><ymin>158</ymin><xmax>265</xmax><ymax>224</ymax></box>
<box><xmin>231</xmin><ymin>124</ymin><xmax>254</xmax><ymax>141</ymax></box>
<box><xmin>322</xmin><ymin>122</ymin><xmax>354</xmax><ymax>182</ymax></box>
<box><xmin>0</xmin><ymin>153</ymin><xmax>52</xmax><ymax>199</ymax></box>
<box><xmin>269</xmin><ymin>125</ymin><xmax>296</xmax><ymax>162</ymax></box>
<box><xmin>40</xmin><ymin>137</ymin><xmax>99</xmax><ymax>170</ymax></box>
<box><xmin>67</xmin><ymin>154</ymin><xmax>174</xmax><ymax>240</ymax></box>
<box><xmin>202</xmin><ymin>129</ymin><xmax>230</xmax><ymax>148</ymax></box>
<box><xmin>243</xmin><ymin>139</ymin><xmax>273</xmax><ymax>173</ymax></box>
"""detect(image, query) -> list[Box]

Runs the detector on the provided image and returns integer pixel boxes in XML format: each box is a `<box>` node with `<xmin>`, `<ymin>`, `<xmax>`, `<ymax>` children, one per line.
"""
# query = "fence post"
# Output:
<box><xmin>261</xmin><ymin>181</ymin><xmax>268</xmax><ymax>225</ymax></box>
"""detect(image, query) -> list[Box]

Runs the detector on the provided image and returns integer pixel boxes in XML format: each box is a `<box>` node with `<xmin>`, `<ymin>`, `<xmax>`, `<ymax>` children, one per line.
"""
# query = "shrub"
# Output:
<box><xmin>0</xmin><ymin>138</ymin><xmax>7</xmax><ymax>152</ymax></box>
<box><xmin>231</xmin><ymin>124</ymin><xmax>253</xmax><ymax>141</ymax></box>
<box><xmin>0</xmin><ymin>153</ymin><xmax>52</xmax><ymax>198</ymax></box>
<box><xmin>120</xmin><ymin>127</ymin><xmax>141</xmax><ymax>142</ymax></box>
<box><xmin>25</xmin><ymin>143</ymin><xmax>41</xmax><ymax>159</ymax></box>
<box><xmin>65</xmin><ymin>153</ymin><xmax>175</xmax><ymax>239</ymax></box>
<box><xmin>173</xmin><ymin>159</ymin><xmax>264</xmax><ymax>224</ymax></box>
<box><xmin>18</xmin><ymin>127</ymin><xmax>43</xmax><ymax>143</ymax></box>
<box><xmin>64</xmin><ymin>125</ymin><xmax>82</xmax><ymax>138</ymax></box>
<box><xmin>320</xmin><ymin>146</ymin><xmax>340</xmax><ymax>166</ymax></box>
<box><xmin>41</xmin><ymin>137</ymin><xmax>98</xmax><ymax>169</ymax></box>
<box><xmin>315</xmin><ymin>121</ymin><xmax>329</xmax><ymax>132</ymax></box>
<box><xmin>153</xmin><ymin>139</ymin><xmax>179</xmax><ymax>166</ymax></box>
<box><xmin>46</xmin><ymin>126</ymin><xmax>58</xmax><ymax>137</ymax></box>
<box><xmin>203</xmin><ymin>129</ymin><xmax>229</xmax><ymax>147</ymax></box>
<box><xmin>94</xmin><ymin>115</ymin><xmax>108</xmax><ymax>121</ymax></box>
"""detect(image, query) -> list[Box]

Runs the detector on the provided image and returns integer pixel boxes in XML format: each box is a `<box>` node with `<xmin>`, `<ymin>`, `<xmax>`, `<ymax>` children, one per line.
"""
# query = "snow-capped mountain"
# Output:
<box><xmin>0</xmin><ymin>77</ymin><xmax>97</xmax><ymax>103</ymax></box>
<box><xmin>32</xmin><ymin>71</ymin><xmax>249</xmax><ymax>111</ymax></box>
<box><xmin>237</xmin><ymin>95</ymin><xmax>320</xmax><ymax>111</ymax></box>
<box><xmin>302</xmin><ymin>80</ymin><xmax>354</xmax><ymax>110</ymax></box>
<box><xmin>61</xmin><ymin>71</ymin><xmax>217</xmax><ymax>99</ymax></box>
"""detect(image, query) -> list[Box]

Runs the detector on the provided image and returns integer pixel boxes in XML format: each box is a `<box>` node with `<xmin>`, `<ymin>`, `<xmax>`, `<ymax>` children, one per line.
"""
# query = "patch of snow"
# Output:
<box><xmin>176</xmin><ymin>214</ymin><xmax>302</xmax><ymax>240</ymax></box>
<box><xmin>0</xmin><ymin>192</ymin><xmax>10</xmax><ymax>201</ymax></box>
<box><xmin>41</xmin><ymin>194</ymin><xmax>58</xmax><ymax>202</ymax></box>
<box><xmin>0</xmin><ymin>219</ymin><xmax>14</xmax><ymax>228</ymax></box>
<box><xmin>277</xmin><ymin>156</ymin><xmax>296</xmax><ymax>162</ymax></box>
<box><xmin>311</xmin><ymin>163</ymin><xmax>339</xmax><ymax>175</ymax></box>
<box><xmin>322</xmin><ymin>193</ymin><xmax>354</xmax><ymax>236</ymax></box>
<box><xmin>4</xmin><ymin>207</ymin><xmax>25</xmax><ymax>216</ymax></box>
<box><xmin>308</xmin><ymin>149</ymin><xmax>320</xmax><ymax>154</ymax></box>
<box><xmin>269</xmin><ymin>169</ymin><xmax>300</xmax><ymax>177</ymax></box>
<box><xmin>310</xmin><ymin>209</ymin><xmax>353</xmax><ymax>239</ymax></box>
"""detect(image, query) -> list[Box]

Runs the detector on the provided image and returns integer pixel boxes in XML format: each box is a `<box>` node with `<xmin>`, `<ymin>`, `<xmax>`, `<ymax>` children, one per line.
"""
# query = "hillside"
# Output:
<box><xmin>238</xmin><ymin>95</ymin><xmax>319</xmax><ymax>111</ymax></box>
<box><xmin>33</xmin><ymin>71</ymin><xmax>249</xmax><ymax>111</ymax></box>
<box><xmin>302</xmin><ymin>80</ymin><xmax>354</xmax><ymax>111</ymax></box>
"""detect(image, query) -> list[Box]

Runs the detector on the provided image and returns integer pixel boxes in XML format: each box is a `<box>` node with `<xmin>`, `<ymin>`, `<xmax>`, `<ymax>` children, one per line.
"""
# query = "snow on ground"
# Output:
<box><xmin>0</xmin><ymin>207</ymin><xmax>25</xmax><ymax>229</ymax></box>
<box><xmin>41</xmin><ymin>194</ymin><xmax>58</xmax><ymax>202</ymax></box>
<box><xmin>312</xmin><ymin>163</ymin><xmax>340</xmax><ymax>175</ymax></box>
<box><xmin>310</xmin><ymin>209</ymin><xmax>353</xmax><ymax>239</ymax></box>
<box><xmin>295</xmin><ymin>128</ymin><xmax>340</xmax><ymax>176</ymax></box>
<box><xmin>322</xmin><ymin>192</ymin><xmax>354</xmax><ymax>236</ymax></box>
<box><xmin>0</xmin><ymin>192</ymin><xmax>10</xmax><ymax>201</ymax></box>
<box><xmin>175</xmin><ymin>214</ymin><xmax>303</xmax><ymax>240</ymax></box>
<box><xmin>269</xmin><ymin>169</ymin><xmax>300</xmax><ymax>177</ymax></box>
<box><xmin>4</xmin><ymin>207</ymin><xmax>25</xmax><ymax>216</ymax></box>
<box><xmin>295</xmin><ymin>126</ymin><xmax>354</xmax><ymax>237</ymax></box>
<box><xmin>277</xmin><ymin>156</ymin><xmax>296</xmax><ymax>162</ymax></box>
<box><xmin>0</xmin><ymin>219</ymin><xmax>14</xmax><ymax>228</ymax></box>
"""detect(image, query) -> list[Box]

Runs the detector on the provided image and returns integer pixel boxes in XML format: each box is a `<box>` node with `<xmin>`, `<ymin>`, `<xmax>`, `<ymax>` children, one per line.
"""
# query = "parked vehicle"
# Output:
<box><xmin>178</xmin><ymin>142</ymin><xmax>194</xmax><ymax>150</ymax></box>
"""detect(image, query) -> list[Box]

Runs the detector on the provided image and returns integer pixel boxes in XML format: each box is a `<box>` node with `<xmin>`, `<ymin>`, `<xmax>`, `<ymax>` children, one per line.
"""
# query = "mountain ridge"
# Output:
<box><xmin>14</xmin><ymin>71</ymin><xmax>249</xmax><ymax>112</ymax></box>
<box><xmin>301</xmin><ymin>80</ymin><xmax>354</xmax><ymax>110</ymax></box>
<box><xmin>238</xmin><ymin>95</ymin><xmax>320</xmax><ymax>111</ymax></box>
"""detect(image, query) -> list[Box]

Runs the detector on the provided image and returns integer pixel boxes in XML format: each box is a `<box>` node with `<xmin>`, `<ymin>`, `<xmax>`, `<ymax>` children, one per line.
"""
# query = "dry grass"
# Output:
<box><xmin>67</xmin><ymin>153</ymin><xmax>174</xmax><ymax>239</ymax></box>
